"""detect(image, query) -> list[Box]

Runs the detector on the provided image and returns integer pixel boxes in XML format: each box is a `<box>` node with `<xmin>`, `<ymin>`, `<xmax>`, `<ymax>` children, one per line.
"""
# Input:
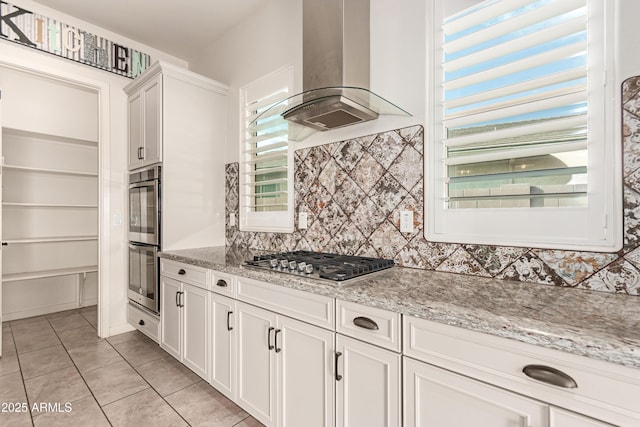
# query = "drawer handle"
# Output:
<box><xmin>268</xmin><ymin>327</ymin><xmax>275</xmax><ymax>350</ymax></box>
<box><xmin>178</xmin><ymin>269</ymin><xmax>186</xmax><ymax>275</ymax></box>
<box><xmin>522</xmin><ymin>365</ymin><xmax>577</xmax><ymax>389</ymax></box>
<box><xmin>353</xmin><ymin>316</ymin><xmax>379</xmax><ymax>330</ymax></box>
<box><xmin>138</xmin><ymin>319</ymin><xmax>145</xmax><ymax>326</ymax></box>
<box><xmin>335</xmin><ymin>351</ymin><xmax>343</xmax><ymax>381</ymax></box>
<box><xmin>216</xmin><ymin>279</ymin><xmax>228</xmax><ymax>288</ymax></box>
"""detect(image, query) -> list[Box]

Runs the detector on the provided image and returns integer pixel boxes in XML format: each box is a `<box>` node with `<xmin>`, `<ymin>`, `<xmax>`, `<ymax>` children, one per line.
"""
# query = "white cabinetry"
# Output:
<box><xmin>235</xmin><ymin>276</ymin><xmax>336</xmax><ymax>427</ymax></box>
<box><xmin>127</xmin><ymin>74</ymin><xmax>161</xmax><ymax>169</ymax></box>
<box><xmin>403</xmin><ymin>315</ymin><xmax>640</xmax><ymax>427</ymax></box>
<box><xmin>210</xmin><ymin>292</ymin><xmax>236</xmax><ymax>400</ymax></box>
<box><xmin>335</xmin><ymin>301</ymin><xmax>401</xmax><ymax>427</ymax></box>
<box><xmin>236</xmin><ymin>301</ymin><xmax>335</xmax><ymax>427</ymax></box>
<box><xmin>1</xmin><ymin>67</ymin><xmax>98</xmax><ymax>321</ymax></box>
<box><xmin>550</xmin><ymin>408</ymin><xmax>615</xmax><ymax>426</ymax></box>
<box><xmin>236</xmin><ymin>301</ymin><xmax>277</xmax><ymax>425</ymax></box>
<box><xmin>160</xmin><ymin>274</ymin><xmax>210</xmax><ymax>380</ymax></box>
<box><xmin>404</xmin><ymin>356</ymin><xmax>548</xmax><ymax>427</ymax></box>
<box><xmin>124</xmin><ymin>61</ymin><xmax>228</xmax><ymax>250</ymax></box>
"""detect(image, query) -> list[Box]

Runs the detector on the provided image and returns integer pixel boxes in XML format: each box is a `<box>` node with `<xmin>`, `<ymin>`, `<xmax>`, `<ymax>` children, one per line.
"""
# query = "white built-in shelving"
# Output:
<box><xmin>1</xmin><ymin>65</ymin><xmax>100</xmax><ymax>321</ymax></box>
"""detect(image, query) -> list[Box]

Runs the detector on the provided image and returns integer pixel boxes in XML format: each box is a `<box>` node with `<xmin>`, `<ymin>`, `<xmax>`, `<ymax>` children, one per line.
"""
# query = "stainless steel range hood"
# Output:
<box><xmin>251</xmin><ymin>0</ymin><xmax>410</xmax><ymax>141</ymax></box>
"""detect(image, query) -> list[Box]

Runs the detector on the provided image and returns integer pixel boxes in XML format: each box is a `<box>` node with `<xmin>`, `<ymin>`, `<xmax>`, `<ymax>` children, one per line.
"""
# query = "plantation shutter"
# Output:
<box><xmin>441</xmin><ymin>0</ymin><xmax>589</xmax><ymax>209</ymax></box>
<box><xmin>242</xmin><ymin>89</ymin><xmax>290</xmax><ymax>212</ymax></box>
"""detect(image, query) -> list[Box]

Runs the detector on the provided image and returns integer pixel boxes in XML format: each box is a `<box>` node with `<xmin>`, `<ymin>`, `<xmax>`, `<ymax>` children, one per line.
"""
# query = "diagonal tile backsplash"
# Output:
<box><xmin>226</xmin><ymin>76</ymin><xmax>640</xmax><ymax>296</ymax></box>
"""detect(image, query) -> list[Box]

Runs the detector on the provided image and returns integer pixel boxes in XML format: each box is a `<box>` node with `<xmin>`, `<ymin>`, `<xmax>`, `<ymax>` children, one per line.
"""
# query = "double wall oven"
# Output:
<box><xmin>128</xmin><ymin>164</ymin><xmax>161</xmax><ymax>314</ymax></box>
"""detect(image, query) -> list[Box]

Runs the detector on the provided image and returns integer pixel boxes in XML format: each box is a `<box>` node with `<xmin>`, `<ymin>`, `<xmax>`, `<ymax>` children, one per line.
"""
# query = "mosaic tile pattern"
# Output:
<box><xmin>225</xmin><ymin>76</ymin><xmax>640</xmax><ymax>296</ymax></box>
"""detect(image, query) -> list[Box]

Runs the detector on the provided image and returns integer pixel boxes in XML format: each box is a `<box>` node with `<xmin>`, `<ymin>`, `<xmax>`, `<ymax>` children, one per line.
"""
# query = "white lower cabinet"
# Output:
<box><xmin>404</xmin><ymin>356</ymin><xmax>548</xmax><ymax>427</ymax></box>
<box><xmin>236</xmin><ymin>301</ymin><xmax>334</xmax><ymax>427</ymax></box>
<box><xmin>336</xmin><ymin>334</ymin><xmax>400</xmax><ymax>427</ymax></box>
<box><xmin>210</xmin><ymin>292</ymin><xmax>237</xmax><ymax>400</ymax></box>
<box><xmin>550</xmin><ymin>408</ymin><xmax>615</xmax><ymax>427</ymax></box>
<box><xmin>160</xmin><ymin>276</ymin><xmax>210</xmax><ymax>380</ymax></box>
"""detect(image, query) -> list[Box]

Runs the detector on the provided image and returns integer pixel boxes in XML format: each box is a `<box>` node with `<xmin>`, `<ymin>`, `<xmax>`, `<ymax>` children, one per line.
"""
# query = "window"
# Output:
<box><xmin>426</xmin><ymin>0</ymin><xmax>621</xmax><ymax>251</ymax></box>
<box><xmin>240</xmin><ymin>66</ymin><xmax>294</xmax><ymax>232</ymax></box>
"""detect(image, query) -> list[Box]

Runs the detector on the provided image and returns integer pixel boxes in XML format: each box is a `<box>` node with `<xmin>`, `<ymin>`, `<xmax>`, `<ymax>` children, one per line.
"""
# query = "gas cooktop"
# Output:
<box><xmin>245</xmin><ymin>251</ymin><xmax>395</xmax><ymax>282</ymax></box>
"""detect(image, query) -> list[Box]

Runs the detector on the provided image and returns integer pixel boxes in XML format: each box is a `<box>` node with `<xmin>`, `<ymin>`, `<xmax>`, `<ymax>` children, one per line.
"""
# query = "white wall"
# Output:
<box><xmin>0</xmin><ymin>0</ymin><xmax>187</xmax><ymax>336</ymax></box>
<box><xmin>191</xmin><ymin>0</ymin><xmax>640</xmax><ymax>163</ymax></box>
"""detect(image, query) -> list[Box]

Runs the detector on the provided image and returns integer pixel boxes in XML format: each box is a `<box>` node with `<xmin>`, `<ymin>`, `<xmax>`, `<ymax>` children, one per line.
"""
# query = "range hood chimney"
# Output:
<box><xmin>251</xmin><ymin>0</ymin><xmax>410</xmax><ymax>141</ymax></box>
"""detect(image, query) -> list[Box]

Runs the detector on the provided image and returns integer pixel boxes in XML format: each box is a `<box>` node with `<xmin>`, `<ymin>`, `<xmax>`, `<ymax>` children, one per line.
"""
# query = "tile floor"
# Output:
<box><xmin>0</xmin><ymin>306</ymin><xmax>264</xmax><ymax>426</ymax></box>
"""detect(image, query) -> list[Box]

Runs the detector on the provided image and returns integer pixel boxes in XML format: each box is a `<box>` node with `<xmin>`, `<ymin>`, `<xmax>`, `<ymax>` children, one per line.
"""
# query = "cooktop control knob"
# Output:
<box><xmin>304</xmin><ymin>264</ymin><xmax>314</xmax><ymax>274</ymax></box>
<box><xmin>289</xmin><ymin>260</ymin><xmax>297</xmax><ymax>270</ymax></box>
<box><xmin>297</xmin><ymin>262</ymin><xmax>306</xmax><ymax>272</ymax></box>
<box><xmin>280</xmin><ymin>259</ymin><xmax>288</xmax><ymax>269</ymax></box>
<box><xmin>270</xmin><ymin>259</ymin><xmax>278</xmax><ymax>268</ymax></box>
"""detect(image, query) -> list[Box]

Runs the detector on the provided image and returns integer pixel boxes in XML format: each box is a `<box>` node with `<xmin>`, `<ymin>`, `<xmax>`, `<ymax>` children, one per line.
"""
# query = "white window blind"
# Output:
<box><xmin>240</xmin><ymin>67</ymin><xmax>294</xmax><ymax>232</ymax></box>
<box><xmin>426</xmin><ymin>0</ymin><xmax>622</xmax><ymax>251</ymax></box>
<box><xmin>442</xmin><ymin>0</ymin><xmax>588</xmax><ymax>209</ymax></box>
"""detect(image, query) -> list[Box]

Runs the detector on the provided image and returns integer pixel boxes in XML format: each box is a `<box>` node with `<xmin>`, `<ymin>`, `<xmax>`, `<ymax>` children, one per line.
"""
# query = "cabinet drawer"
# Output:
<box><xmin>237</xmin><ymin>276</ymin><xmax>334</xmax><ymax>330</ymax></box>
<box><xmin>160</xmin><ymin>259</ymin><xmax>207</xmax><ymax>289</ymax></box>
<box><xmin>336</xmin><ymin>300</ymin><xmax>401</xmax><ymax>352</ymax></box>
<box><xmin>404</xmin><ymin>315</ymin><xmax>640</xmax><ymax>427</ymax></box>
<box><xmin>211</xmin><ymin>270</ymin><xmax>236</xmax><ymax>297</ymax></box>
<box><xmin>127</xmin><ymin>302</ymin><xmax>160</xmax><ymax>343</ymax></box>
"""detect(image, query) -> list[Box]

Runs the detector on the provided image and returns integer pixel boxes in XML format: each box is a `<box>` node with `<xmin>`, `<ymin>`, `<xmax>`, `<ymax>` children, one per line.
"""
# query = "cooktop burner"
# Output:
<box><xmin>245</xmin><ymin>251</ymin><xmax>395</xmax><ymax>282</ymax></box>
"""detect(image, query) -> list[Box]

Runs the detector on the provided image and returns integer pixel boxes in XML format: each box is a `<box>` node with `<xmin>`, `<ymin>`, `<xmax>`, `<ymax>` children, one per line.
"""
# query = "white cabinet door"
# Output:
<box><xmin>550</xmin><ymin>407</ymin><xmax>613</xmax><ymax>427</ymax></box>
<box><xmin>277</xmin><ymin>316</ymin><xmax>334</xmax><ymax>427</ymax></box>
<box><xmin>182</xmin><ymin>282</ymin><xmax>209</xmax><ymax>380</ymax></box>
<box><xmin>237</xmin><ymin>302</ymin><xmax>277</xmax><ymax>426</ymax></box>
<box><xmin>141</xmin><ymin>76</ymin><xmax>161</xmax><ymax>166</ymax></box>
<box><xmin>128</xmin><ymin>90</ymin><xmax>143</xmax><ymax>170</ymax></box>
<box><xmin>210</xmin><ymin>293</ymin><xmax>236</xmax><ymax>400</ymax></box>
<box><xmin>127</xmin><ymin>74</ymin><xmax>161</xmax><ymax>170</ymax></box>
<box><xmin>336</xmin><ymin>334</ymin><xmax>400</xmax><ymax>427</ymax></box>
<box><xmin>160</xmin><ymin>276</ymin><xmax>182</xmax><ymax>360</ymax></box>
<box><xmin>404</xmin><ymin>357</ymin><xmax>549</xmax><ymax>427</ymax></box>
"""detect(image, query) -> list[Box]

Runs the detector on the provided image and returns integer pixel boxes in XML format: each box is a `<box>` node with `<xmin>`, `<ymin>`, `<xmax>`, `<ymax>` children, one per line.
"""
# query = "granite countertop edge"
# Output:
<box><xmin>159</xmin><ymin>247</ymin><xmax>640</xmax><ymax>370</ymax></box>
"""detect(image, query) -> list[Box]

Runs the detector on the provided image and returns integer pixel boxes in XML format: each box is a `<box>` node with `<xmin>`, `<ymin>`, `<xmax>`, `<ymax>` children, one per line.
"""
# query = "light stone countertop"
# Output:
<box><xmin>159</xmin><ymin>246</ymin><xmax>640</xmax><ymax>369</ymax></box>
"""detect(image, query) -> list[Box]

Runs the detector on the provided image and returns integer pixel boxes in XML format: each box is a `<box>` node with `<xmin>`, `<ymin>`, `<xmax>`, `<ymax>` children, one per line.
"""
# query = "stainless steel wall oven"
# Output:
<box><xmin>128</xmin><ymin>164</ymin><xmax>161</xmax><ymax>314</ymax></box>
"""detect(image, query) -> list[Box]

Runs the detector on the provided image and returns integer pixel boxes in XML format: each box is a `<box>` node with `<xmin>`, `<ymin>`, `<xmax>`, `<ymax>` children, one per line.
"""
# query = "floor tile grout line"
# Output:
<box><xmin>5</xmin><ymin>321</ymin><xmax>36</xmax><ymax>427</ymax></box>
<box><xmin>8</xmin><ymin>310</ymin><xmax>261</xmax><ymax>426</ymax></box>
<box><xmin>43</xmin><ymin>309</ymin><xmax>115</xmax><ymax>427</ymax></box>
<box><xmin>106</xmin><ymin>336</ymin><xmax>194</xmax><ymax>426</ymax></box>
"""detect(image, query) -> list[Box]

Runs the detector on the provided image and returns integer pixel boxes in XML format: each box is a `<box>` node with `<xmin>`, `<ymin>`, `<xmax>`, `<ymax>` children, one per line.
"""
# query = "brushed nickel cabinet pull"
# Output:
<box><xmin>216</xmin><ymin>279</ymin><xmax>228</xmax><ymax>288</ymax></box>
<box><xmin>522</xmin><ymin>365</ymin><xmax>577</xmax><ymax>389</ymax></box>
<box><xmin>227</xmin><ymin>311</ymin><xmax>233</xmax><ymax>331</ymax></box>
<box><xmin>274</xmin><ymin>329</ymin><xmax>282</xmax><ymax>353</ymax></box>
<box><xmin>353</xmin><ymin>316</ymin><xmax>379</xmax><ymax>330</ymax></box>
<box><xmin>335</xmin><ymin>351</ymin><xmax>343</xmax><ymax>381</ymax></box>
<box><xmin>268</xmin><ymin>327</ymin><xmax>275</xmax><ymax>350</ymax></box>
<box><xmin>178</xmin><ymin>269</ymin><xmax>186</xmax><ymax>275</ymax></box>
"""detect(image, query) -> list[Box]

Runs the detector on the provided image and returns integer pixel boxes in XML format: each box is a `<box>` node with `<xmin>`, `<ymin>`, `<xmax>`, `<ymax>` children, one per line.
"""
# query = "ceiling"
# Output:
<box><xmin>33</xmin><ymin>0</ymin><xmax>266</xmax><ymax>60</ymax></box>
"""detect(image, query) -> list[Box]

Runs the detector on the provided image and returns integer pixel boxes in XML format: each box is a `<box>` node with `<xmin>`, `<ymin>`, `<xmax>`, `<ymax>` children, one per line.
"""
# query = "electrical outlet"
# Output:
<box><xmin>229</xmin><ymin>213</ymin><xmax>236</xmax><ymax>227</ymax></box>
<box><xmin>400</xmin><ymin>210</ymin><xmax>414</xmax><ymax>233</ymax></box>
<box><xmin>299</xmin><ymin>212</ymin><xmax>308</xmax><ymax>229</ymax></box>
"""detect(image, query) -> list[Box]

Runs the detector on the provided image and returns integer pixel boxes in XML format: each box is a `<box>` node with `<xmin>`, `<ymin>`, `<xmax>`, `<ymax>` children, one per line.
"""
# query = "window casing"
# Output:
<box><xmin>425</xmin><ymin>0</ymin><xmax>621</xmax><ymax>251</ymax></box>
<box><xmin>240</xmin><ymin>67</ymin><xmax>294</xmax><ymax>232</ymax></box>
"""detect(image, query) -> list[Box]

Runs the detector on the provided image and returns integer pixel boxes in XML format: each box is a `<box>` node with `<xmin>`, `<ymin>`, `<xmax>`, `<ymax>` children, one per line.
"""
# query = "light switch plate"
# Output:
<box><xmin>299</xmin><ymin>212</ymin><xmax>308</xmax><ymax>229</ymax></box>
<box><xmin>400</xmin><ymin>210</ymin><xmax>414</xmax><ymax>233</ymax></box>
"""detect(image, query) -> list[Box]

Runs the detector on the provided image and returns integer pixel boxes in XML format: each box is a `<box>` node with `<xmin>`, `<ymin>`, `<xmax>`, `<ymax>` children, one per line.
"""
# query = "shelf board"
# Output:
<box><xmin>4</xmin><ymin>236</ymin><xmax>98</xmax><ymax>244</ymax></box>
<box><xmin>2</xmin><ymin>127</ymin><xmax>98</xmax><ymax>147</ymax></box>
<box><xmin>3</xmin><ymin>164</ymin><xmax>98</xmax><ymax>177</ymax></box>
<box><xmin>2</xmin><ymin>265</ymin><xmax>98</xmax><ymax>282</ymax></box>
<box><xmin>2</xmin><ymin>202</ymin><xmax>98</xmax><ymax>209</ymax></box>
